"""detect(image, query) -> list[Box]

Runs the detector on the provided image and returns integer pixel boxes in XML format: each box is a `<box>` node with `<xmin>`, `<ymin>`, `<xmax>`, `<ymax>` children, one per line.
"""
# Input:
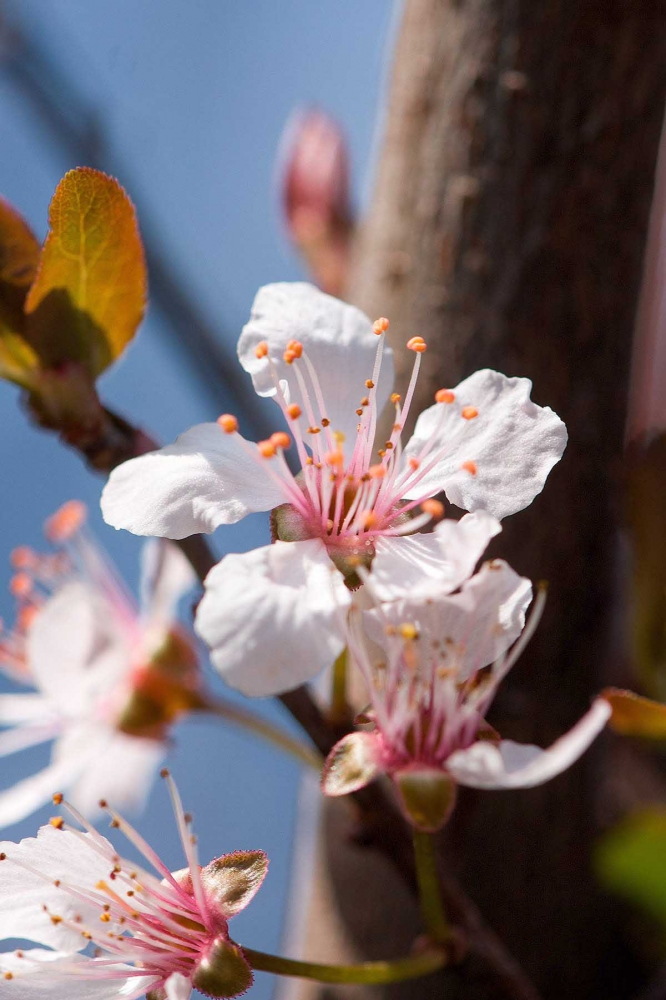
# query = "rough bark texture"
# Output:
<box><xmin>298</xmin><ymin>1</ymin><xmax>666</xmax><ymax>998</ymax></box>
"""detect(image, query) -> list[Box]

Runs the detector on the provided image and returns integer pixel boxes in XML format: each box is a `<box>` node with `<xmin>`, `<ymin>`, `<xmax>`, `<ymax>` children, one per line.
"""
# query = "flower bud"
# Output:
<box><xmin>280</xmin><ymin>108</ymin><xmax>352</xmax><ymax>295</ymax></box>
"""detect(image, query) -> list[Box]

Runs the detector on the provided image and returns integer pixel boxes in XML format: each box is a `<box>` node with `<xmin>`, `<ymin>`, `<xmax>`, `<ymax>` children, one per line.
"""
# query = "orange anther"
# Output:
<box><xmin>391</xmin><ymin>393</ymin><xmax>401</xmax><ymax>404</ymax></box>
<box><xmin>307</xmin><ymin>426</ymin><xmax>321</xmax><ymax>435</ymax></box>
<box><xmin>321</xmin><ymin>417</ymin><xmax>330</xmax><ymax>427</ymax></box>
<box><xmin>409</xmin><ymin>457</ymin><xmax>420</xmax><ymax>471</ymax></box>
<box><xmin>462</xmin><ymin>406</ymin><xmax>479</xmax><ymax>420</ymax></box>
<box><xmin>49</xmin><ymin>817</ymin><xmax>64</xmax><ymax>830</ymax></box>
<box><xmin>406</xmin><ymin>336</ymin><xmax>427</xmax><ymax>353</ymax></box>
<box><xmin>10</xmin><ymin>574</ymin><xmax>32</xmax><ymax>599</ymax></box>
<box><xmin>270</xmin><ymin>432</ymin><xmax>292</xmax><ymax>450</ymax></box>
<box><xmin>356</xmin><ymin>408</ymin><xmax>363</xmax><ymax>416</ymax></box>
<box><xmin>365</xmin><ymin>379</ymin><xmax>375</xmax><ymax>389</ymax></box>
<box><xmin>368</xmin><ymin>464</ymin><xmax>386</xmax><ymax>479</ymax></box>
<box><xmin>283</xmin><ymin>350</ymin><xmax>296</xmax><ymax>365</ymax></box>
<box><xmin>461</xmin><ymin>460</ymin><xmax>478</xmax><ymax>476</ymax></box>
<box><xmin>361</xmin><ymin>397</ymin><xmax>369</xmax><ymax>407</ymax></box>
<box><xmin>422</xmin><ymin>499</ymin><xmax>444</xmax><ymax>521</ymax></box>
<box><xmin>361</xmin><ymin>510</ymin><xmax>378</xmax><ymax>528</ymax></box>
<box><xmin>325</xmin><ymin>450</ymin><xmax>345</xmax><ymax>468</ymax></box>
<box><xmin>100</xmin><ymin>913</ymin><xmax>111</xmax><ymax>923</ymax></box>
<box><xmin>52</xmin><ymin>793</ymin><xmax>63</xmax><ymax>805</ymax></box>
<box><xmin>10</xmin><ymin>547</ymin><xmax>35</xmax><ymax>570</ymax></box>
<box><xmin>18</xmin><ymin>605</ymin><xmax>38</xmax><ymax>631</ymax></box>
<box><xmin>286</xmin><ymin>339</ymin><xmax>303</xmax><ymax>358</ymax></box>
<box><xmin>435</xmin><ymin>389</ymin><xmax>455</xmax><ymax>404</ymax></box>
<box><xmin>373</xmin><ymin>317</ymin><xmax>389</xmax><ymax>335</ymax></box>
<box><xmin>399</xmin><ymin>623</ymin><xmax>419</xmax><ymax>640</ymax></box>
<box><xmin>254</xmin><ymin>341</ymin><xmax>269</xmax><ymax>359</ymax></box>
<box><xmin>286</xmin><ymin>404</ymin><xmax>302</xmax><ymax>419</ymax></box>
<box><xmin>4</xmin><ymin>972</ymin><xmax>13</xmax><ymax>980</ymax></box>
<box><xmin>217</xmin><ymin>414</ymin><xmax>238</xmax><ymax>434</ymax></box>
<box><xmin>45</xmin><ymin>500</ymin><xmax>86</xmax><ymax>543</ymax></box>
<box><xmin>258</xmin><ymin>440</ymin><xmax>277</xmax><ymax>458</ymax></box>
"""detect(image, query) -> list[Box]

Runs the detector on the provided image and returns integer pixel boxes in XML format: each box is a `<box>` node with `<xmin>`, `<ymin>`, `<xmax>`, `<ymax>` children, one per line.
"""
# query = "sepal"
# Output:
<box><xmin>192</xmin><ymin>936</ymin><xmax>253</xmax><ymax>998</ymax></box>
<box><xmin>321</xmin><ymin>732</ymin><xmax>382</xmax><ymax>796</ymax></box>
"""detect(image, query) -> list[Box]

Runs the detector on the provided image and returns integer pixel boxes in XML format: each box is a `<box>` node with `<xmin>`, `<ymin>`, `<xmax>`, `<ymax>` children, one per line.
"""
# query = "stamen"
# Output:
<box><xmin>45</xmin><ymin>501</ymin><xmax>87</xmax><ymax>543</ymax></box>
<box><xmin>461</xmin><ymin>460</ymin><xmax>477</xmax><ymax>475</ymax></box>
<box><xmin>462</xmin><ymin>406</ymin><xmax>479</xmax><ymax>420</ymax></box>
<box><xmin>406</xmin><ymin>336</ymin><xmax>426</xmax><ymax>353</ymax></box>
<box><xmin>217</xmin><ymin>414</ymin><xmax>238</xmax><ymax>434</ymax></box>
<box><xmin>421</xmin><ymin>499</ymin><xmax>444</xmax><ymax>521</ymax></box>
<box><xmin>258</xmin><ymin>440</ymin><xmax>277</xmax><ymax>458</ymax></box>
<box><xmin>254</xmin><ymin>341</ymin><xmax>269</xmax><ymax>359</ymax></box>
<box><xmin>373</xmin><ymin>317</ymin><xmax>389</xmax><ymax>335</ymax></box>
<box><xmin>435</xmin><ymin>389</ymin><xmax>455</xmax><ymax>404</ymax></box>
<box><xmin>270</xmin><ymin>432</ymin><xmax>292</xmax><ymax>451</ymax></box>
<box><xmin>286</xmin><ymin>403</ymin><xmax>302</xmax><ymax>419</ymax></box>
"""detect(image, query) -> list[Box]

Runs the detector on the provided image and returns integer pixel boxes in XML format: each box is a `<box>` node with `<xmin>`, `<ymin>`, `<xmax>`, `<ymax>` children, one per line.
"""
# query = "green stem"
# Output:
<box><xmin>329</xmin><ymin>646</ymin><xmax>349</xmax><ymax>724</ymax></box>
<box><xmin>413</xmin><ymin>829</ymin><xmax>450</xmax><ymax>944</ymax></box>
<box><xmin>242</xmin><ymin>945</ymin><xmax>446</xmax><ymax>984</ymax></box>
<box><xmin>202</xmin><ymin>697</ymin><xmax>323</xmax><ymax>771</ymax></box>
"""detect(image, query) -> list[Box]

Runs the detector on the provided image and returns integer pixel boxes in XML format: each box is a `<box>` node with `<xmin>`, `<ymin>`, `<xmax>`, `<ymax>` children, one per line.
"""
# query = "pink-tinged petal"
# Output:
<box><xmin>60</xmin><ymin>726</ymin><xmax>163</xmax><ymax>819</ymax></box>
<box><xmin>403</xmin><ymin>369</ymin><xmax>567</xmax><ymax>519</ymax></box>
<box><xmin>200</xmin><ymin>850</ymin><xmax>268</xmax><ymax>917</ymax></box>
<box><xmin>27</xmin><ymin>583</ymin><xmax>131</xmax><ymax>717</ymax></box>
<box><xmin>237</xmin><ymin>283</ymin><xmax>394</xmax><ymax>451</ymax></box>
<box><xmin>139</xmin><ymin>539</ymin><xmax>196</xmax><ymax>629</ymax></box>
<box><xmin>0</xmin><ymin>826</ymin><xmax>117</xmax><ymax>948</ymax></box>
<box><xmin>164</xmin><ymin>972</ymin><xmax>193</xmax><ymax>1000</ymax></box>
<box><xmin>101</xmin><ymin>424</ymin><xmax>283</xmax><ymax>539</ymax></box>
<box><xmin>0</xmin><ymin>754</ymin><xmax>83</xmax><ymax>830</ymax></box>
<box><xmin>371</xmin><ymin>511</ymin><xmax>501</xmax><ymax>601</ymax></box>
<box><xmin>195</xmin><ymin>540</ymin><xmax>348</xmax><ymax>697</ymax></box>
<box><xmin>366</xmin><ymin>560</ymin><xmax>532</xmax><ymax>681</ymax></box>
<box><xmin>321</xmin><ymin>732</ymin><xmax>383</xmax><ymax>796</ymax></box>
<box><xmin>0</xmin><ymin>950</ymin><xmax>157</xmax><ymax>1000</ymax></box>
<box><xmin>447</xmin><ymin>698</ymin><xmax>611</xmax><ymax>789</ymax></box>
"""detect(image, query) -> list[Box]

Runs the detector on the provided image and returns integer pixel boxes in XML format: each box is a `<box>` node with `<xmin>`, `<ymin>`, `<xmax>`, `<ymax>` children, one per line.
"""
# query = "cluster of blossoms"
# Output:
<box><xmin>0</xmin><ymin>281</ymin><xmax>615</xmax><ymax>996</ymax></box>
<box><xmin>0</xmin><ymin>501</ymin><xmax>198</xmax><ymax>826</ymax></box>
<box><xmin>0</xmin><ymin>773</ymin><xmax>265</xmax><ymax>999</ymax></box>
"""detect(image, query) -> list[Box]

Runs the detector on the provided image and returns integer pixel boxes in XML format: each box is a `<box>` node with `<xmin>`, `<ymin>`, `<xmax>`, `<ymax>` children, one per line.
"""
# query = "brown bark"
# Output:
<box><xmin>302</xmin><ymin>1</ymin><xmax>666</xmax><ymax>998</ymax></box>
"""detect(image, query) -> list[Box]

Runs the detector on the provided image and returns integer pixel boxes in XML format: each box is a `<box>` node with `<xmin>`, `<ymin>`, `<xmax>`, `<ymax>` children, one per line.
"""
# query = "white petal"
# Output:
<box><xmin>0</xmin><ymin>826</ymin><xmax>118</xmax><ymax>948</ymax></box>
<box><xmin>0</xmin><ymin>695</ymin><xmax>54</xmax><ymax>725</ymax></box>
<box><xmin>447</xmin><ymin>698</ymin><xmax>611</xmax><ymax>789</ymax></box>
<box><xmin>0</xmin><ymin>754</ymin><xmax>83</xmax><ymax>830</ymax></box>
<box><xmin>0</xmin><ymin>722</ymin><xmax>59</xmax><ymax>759</ymax></box>
<box><xmin>195</xmin><ymin>539</ymin><xmax>349</xmax><ymax>697</ymax></box>
<box><xmin>0</xmin><ymin>951</ymin><xmax>156</xmax><ymax>1000</ymax></box>
<box><xmin>164</xmin><ymin>972</ymin><xmax>192</xmax><ymax>1000</ymax></box>
<box><xmin>367</xmin><ymin>559</ymin><xmax>532</xmax><ymax>681</ymax></box>
<box><xmin>139</xmin><ymin>539</ymin><xmax>196</xmax><ymax>629</ymax></box>
<box><xmin>27</xmin><ymin>583</ymin><xmax>130</xmax><ymax>717</ymax></box>
<box><xmin>237</xmin><ymin>283</ymin><xmax>395</xmax><ymax>451</ymax></box>
<box><xmin>403</xmin><ymin>369</ymin><xmax>567</xmax><ymax>519</ymax></box>
<box><xmin>64</xmin><ymin>727</ymin><xmax>163</xmax><ymax>818</ymax></box>
<box><xmin>101</xmin><ymin>424</ymin><xmax>283</xmax><ymax>539</ymax></box>
<box><xmin>371</xmin><ymin>511</ymin><xmax>501</xmax><ymax>601</ymax></box>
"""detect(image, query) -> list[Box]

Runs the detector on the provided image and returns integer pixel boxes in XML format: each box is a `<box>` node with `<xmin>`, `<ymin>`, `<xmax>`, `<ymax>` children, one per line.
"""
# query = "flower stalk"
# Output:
<box><xmin>203</xmin><ymin>696</ymin><xmax>323</xmax><ymax>770</ymax></box>
<box><xmin>241</xmin><ymin>945</ymin><xmax>446</xmax><ymax>984</ymax></box>
<box><xmin>328</xmin><ymin>646</ymin><xmax>350</xmax><ymax>725</ymax></box>
<box><xmin>413</xmin><ymin>829</ymin><xmax>451</xmax><ymax>945</ymax></box>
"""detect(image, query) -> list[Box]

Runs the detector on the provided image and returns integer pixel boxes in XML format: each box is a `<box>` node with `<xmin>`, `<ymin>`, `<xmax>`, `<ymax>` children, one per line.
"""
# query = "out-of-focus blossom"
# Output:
<box><xmin>322</xmin><ymin>550</ymin><xmax>610</xmax><ymax>831</ymax></box>
<box><xmin>280</xmin><ymin>109</ymin><xmax>352</xmax><ymax>295</ymax></box>
<box><xmin>0</xmin><ymin>773</ymin><xmax>266</xmax><ymax>999</ymax></box>
<box><xmin>0</xmin><ymin>502</ymin><xmax>197</xmax><ymax>827</ymax></box>
<box><xmin>102</xmin><ymin>283</ymin><xmax>567</xmax><ymax>696</ymax></box>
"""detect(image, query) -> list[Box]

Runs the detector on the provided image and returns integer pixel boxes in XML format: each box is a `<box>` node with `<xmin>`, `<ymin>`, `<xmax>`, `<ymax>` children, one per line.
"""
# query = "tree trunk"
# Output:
<box><xmin>292</xmin><ymin>1</ymin><xmax>666</xmax><ymax>998</ymax></box>
<box><xmin>350</xmin><ymin>0</ymin><xmax>666</xmax><ymax>996</ymax></box>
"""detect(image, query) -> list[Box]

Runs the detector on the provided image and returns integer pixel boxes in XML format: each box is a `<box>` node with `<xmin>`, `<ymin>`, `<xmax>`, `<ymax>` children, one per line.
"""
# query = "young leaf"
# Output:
<box><xmin>602</xmin><ymin>687</ymin><xmax>666</xmax><ymax>739</ymax></box>
<box><xmin>596</xmin><ymin>809</ymin><xmax>666</xmax><ymax>933</ymax></box>
<box><xmin>0</xmin><ymin>197</ymin><xmax>40</xmax><ymax>386</ymax></box>
<box><xmin>24</xmin><ymin>167</ymin><xmax>146</xmax><ymax>376</ymax></box>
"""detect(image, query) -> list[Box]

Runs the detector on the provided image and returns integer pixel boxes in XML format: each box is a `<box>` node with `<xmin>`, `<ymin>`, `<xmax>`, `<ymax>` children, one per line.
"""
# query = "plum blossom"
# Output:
<box><xmin>0</xmin><ymin>502</ymin><xmax>197</xmax><ymax>828</ymax></box>
<box><xmin>321</xmin><ymin>541</ymin><xmax>611</xmax><ymax>831</ymax></box>
<box><xmin>0</xmin><ymin>773</ymin><xmax>266</xmax><ymax>999</ymax></box>
<box><xmin>101</xmin><ymin>283</ymin><xmax>567</xmax><ymax>694</ymax></box>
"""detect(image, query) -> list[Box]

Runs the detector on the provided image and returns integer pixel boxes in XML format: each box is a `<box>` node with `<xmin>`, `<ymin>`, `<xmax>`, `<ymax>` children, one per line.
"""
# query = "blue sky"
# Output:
<box><xmin>0</xmin><ymin>2</ymin><xmax>396</xmax><ymax>995</ymax></box>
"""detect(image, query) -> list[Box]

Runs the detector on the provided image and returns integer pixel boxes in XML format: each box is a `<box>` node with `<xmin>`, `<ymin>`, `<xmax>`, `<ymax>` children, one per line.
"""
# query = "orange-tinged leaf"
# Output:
<box><xmin>602</xmin><ymin>687</ymin><xmax>666</xmax><ymax>739</ymax></box>
<box><xmin>25</xmin><ymin>168</ymin><xmax>146</xmax><ymax>376</ymax></box>
<box><xmin>0</xmin><ymin>197</ymin><xmax>40</xmax><ymax>386</ymax></box>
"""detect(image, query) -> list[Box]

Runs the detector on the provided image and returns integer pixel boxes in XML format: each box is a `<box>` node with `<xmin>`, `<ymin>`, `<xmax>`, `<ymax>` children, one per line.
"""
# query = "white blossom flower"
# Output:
<box><xmin>101</xmin><ymin>283</ymin><xmax>567</xmax><ymax>694</ymax></box>
<box><xmin>0</xmin><ymin>773</ymin><xmax>266</xmax><ymax>999</ymax></box>
<box><xmin>0</xmin><ymin>502</ymin><xmax>197</xmax><ymax>828</ymax></box>
<box><xmin>321</xmin><ymin>549</ymin><xmax>611</xmax><ymax>831</ymax></box>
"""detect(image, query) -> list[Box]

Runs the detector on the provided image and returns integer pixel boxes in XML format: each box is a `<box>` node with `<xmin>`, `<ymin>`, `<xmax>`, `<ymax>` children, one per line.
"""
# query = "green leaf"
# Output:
<box><xmin>596</xmin><ymin>809</ymin><xmax>666</xmax><ymax>933</ymax></box>
<box><xmin>24</xmin><ymin>167</ymin><xmax>146</xmax><ymax>377</ymax></box>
